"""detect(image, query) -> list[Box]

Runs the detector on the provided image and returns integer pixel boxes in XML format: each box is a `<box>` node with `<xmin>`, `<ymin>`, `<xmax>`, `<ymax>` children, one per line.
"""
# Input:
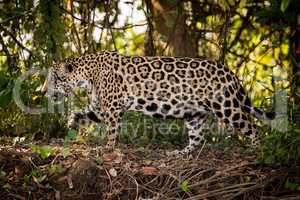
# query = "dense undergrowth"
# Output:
<box><xmin>1</xmin><ymin>98</ymin><xmax>300</xmax><ymax>167</ymax></box>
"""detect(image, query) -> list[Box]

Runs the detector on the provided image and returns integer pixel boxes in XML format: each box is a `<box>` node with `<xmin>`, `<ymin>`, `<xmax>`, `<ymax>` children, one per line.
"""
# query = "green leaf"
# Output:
<box><xmin>284</xmin><ymin>180</ymin><xmax>300</xmax><ymax>190</ymax></box>
<box><xmin>67</xmin><ymin>130</ymin><xmax>77</xmax><ymax>140</ymax></box>
<box><xmin>280</xmin><ymin>0</ymin><xmax>291</xmax><ymax>12</ymax></box>
<box><xmin>95</xmin><ymin>156</ymin><xmax>103</xmax><ymax>165</ymax></box>
<box><xmin>181</xmin><ymin>180</ymin><xmax>190</xmax><ymax>193</ymax></box>
<box><xmin>64</xmin><ymin>130</ymin><xmax>77</xmax><ymax>146</ymax></box>
<box><xmin>31</xmin><ymin>146</ymin><xmax>55</xmax><ymax>159</ymax></box>
<box><xmin>40</xmin><ymin>148</ymin><xmax>53</xmax><ymax>159</ymax></box>
<box><xmin>33</xmin><ymin>174</ymin><xmax>47</xmax><ymax>183</ymax></box>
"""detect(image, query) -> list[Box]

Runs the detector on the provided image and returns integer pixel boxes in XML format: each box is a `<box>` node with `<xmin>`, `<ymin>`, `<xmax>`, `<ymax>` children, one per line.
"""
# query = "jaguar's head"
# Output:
<box><xmin>41</xmin><ymin>61</ymin><xmax>76</xmax><ymax>103</ymax></box>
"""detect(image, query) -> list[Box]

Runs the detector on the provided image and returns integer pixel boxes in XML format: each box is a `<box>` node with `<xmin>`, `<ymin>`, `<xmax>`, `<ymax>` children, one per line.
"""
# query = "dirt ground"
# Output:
<box><xmin>0</xmin><ymin>138</ymin><xmax>299</xmax><ymax>200</ymax></box>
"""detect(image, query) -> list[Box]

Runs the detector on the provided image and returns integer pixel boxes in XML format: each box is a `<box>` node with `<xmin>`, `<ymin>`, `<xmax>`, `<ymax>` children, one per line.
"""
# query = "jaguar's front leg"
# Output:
<box><xmin>68</xmin><ymin>106</ymin><xmax>102</xmax><ymax>130</ymax></box>
<box><xmin>104</xmin><ymin>110</ymin><xmax>123</xmax><ymax>151</ymax></box>
<box><xmin>68</xmin><ymin>80</ymin><xmax>100</xmax><ymax>129</ymax></box>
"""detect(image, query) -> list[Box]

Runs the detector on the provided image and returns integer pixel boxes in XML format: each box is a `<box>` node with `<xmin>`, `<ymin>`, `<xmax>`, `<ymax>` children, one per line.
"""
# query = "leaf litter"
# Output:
<box><xmin>0</xmin><ymin>139</ymin><xmax>299</xmax><ymax>200</ymax></box>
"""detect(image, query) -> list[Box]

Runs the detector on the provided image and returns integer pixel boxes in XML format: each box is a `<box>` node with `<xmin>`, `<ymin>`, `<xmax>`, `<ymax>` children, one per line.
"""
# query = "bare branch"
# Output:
<box><xmin>104</xmin><ymin>1</ymin><xmax>117</xmax><ymax>51</ymax></box>
<box><xmin>58</xmin><ymin>5</ymin><xmax>147</xmax><ymax>31</ymax></box>
<box><xmin>144</xmin><ymin>0</ymin><xmax>156</xmax><ymax>56</ymax></box>
<box><xmin>0</xmin><ymin>24</ymin><xmax>34</xmax><ymax>57</ymax></box>
<box><xmin>219</xmin><ymin>12</ymin><xmax>230</xmax><ymax>63</ymax></box>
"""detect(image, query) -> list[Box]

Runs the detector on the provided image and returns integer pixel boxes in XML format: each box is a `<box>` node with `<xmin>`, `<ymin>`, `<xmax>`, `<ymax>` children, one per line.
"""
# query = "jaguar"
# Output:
<box><xmin>41</xmin><ymin>51</ymin><xmax>274</xmax><ymax>154</ymax></box>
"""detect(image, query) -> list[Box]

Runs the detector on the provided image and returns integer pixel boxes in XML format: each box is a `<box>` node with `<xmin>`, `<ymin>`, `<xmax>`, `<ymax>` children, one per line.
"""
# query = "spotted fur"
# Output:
<box><xmin>42</xmin><ymin>51</ymin><xmax>274</xmax><ymax>154</ymax></box>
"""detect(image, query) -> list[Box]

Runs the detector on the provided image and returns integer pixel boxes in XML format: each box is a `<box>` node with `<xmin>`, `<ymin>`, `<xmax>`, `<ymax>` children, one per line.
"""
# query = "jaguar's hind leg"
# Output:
<box><xmin>169</xmin><ymin>114</ymin><xmax>209</xmax><ymax>155</ymax></box>
<box><xmin>213</xmin><ymin>106</ymin><xmax>259</xmax><ymax>146</ymax></box>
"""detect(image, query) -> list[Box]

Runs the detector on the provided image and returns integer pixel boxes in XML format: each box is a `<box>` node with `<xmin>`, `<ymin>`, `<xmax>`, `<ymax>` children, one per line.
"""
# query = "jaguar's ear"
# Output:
<box><xmin>64</xmin><ymin>63</ymin><xmax>73</xmax><ymax>73</ymax></box>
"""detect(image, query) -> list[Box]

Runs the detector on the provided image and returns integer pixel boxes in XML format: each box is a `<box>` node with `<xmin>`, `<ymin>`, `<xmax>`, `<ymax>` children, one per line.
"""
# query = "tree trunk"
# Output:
<box><xmin>290</xmin><ymin>27</ymin><xmax>300</xmax><ymax>126</ymax></box>
<box><xmin>149</xmin><ymin>0</ymin><xmax>197</xmax><ymax>57</ymax></box>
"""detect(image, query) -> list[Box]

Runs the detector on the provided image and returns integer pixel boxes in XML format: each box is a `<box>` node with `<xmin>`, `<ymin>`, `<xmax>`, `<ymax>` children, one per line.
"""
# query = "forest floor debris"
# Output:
<box><xmin>0</xmin><ymin>138</ymin><xmax>299</xmax><ymax>200</ymax></box>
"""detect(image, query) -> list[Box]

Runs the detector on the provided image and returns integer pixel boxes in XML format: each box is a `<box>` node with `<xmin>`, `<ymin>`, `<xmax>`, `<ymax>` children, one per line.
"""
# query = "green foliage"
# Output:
<box><xmin>31</xmin><ymin>145</ymin><xmax>56</xmax><ymax>159</ymax></box>
<box><xmin>48</xmin><ymin>164</ymin><xmax>64</xmax><ymax>174</ymax></box>
<box><xmin>63</xmin><ymin>130</ymin><xmax>77</xmax><ymax>146</ymax></box>
<box><xmin>95</xmin><ymin>156</ymin><xmax>104</xmax><ymax>165</ymax></box>
<box><xmin>24</xmin><ymin>170</ymin><xmax>46</xmax><ymax>187</ymax></box>
<box><xmin>261</xmin><ymin>127</ymin><xmax>300</xmax><ymax>165</ymax></box>
<box><xmin>0</xmin><ymin>67</ymin><xmax>67</xmax><ymax>139</ymax></box>
<box><xmin>33</xmin><ymin>0</ymin><xmax>66</xmax><ymax>61</ymax></box>
<box><xmin>284</xmin><ymin>180</ymin><xmax>300</xmax><ymax>191</ymax></box>
<box><xmin>257</xmin><ymin>0</ymin><xmax>298</xmax><ymax>25</ymax></box>
<box><xmin>119</xmin><ymin>112</ymin><xmax>184</xmax><ymax>147</ymax></box>
<box><xmin>280</xmin><ymin>0</ymin><xmax>292</xmax><ymax>12</ymax></box>
<box><xmin>180</xmin><ymin>180</ymin><xmax>190</xmax><ymax>193</ymax></box>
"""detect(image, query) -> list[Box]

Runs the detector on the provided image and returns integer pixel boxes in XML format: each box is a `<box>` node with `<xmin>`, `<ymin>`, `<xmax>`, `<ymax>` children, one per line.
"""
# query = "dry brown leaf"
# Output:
<box><xmin>103</xmin><ymin>153</ymin><xmax>118</xmax><ymax>162</ymax></box>
<box><xmin>103</xmin><ymin>152</ymin><xmax>123</xmax><ymax>164</ymax></box>
<box><xmin>142</xmin><ymin>167</ymin><xmax>158</xmax><ymax>175</ymax></box>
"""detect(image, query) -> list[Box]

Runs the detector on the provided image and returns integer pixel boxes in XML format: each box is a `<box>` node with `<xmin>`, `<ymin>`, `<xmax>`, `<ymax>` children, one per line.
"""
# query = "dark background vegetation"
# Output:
<box><xmin>0</xmin><ymin>0</ymin><xmax>300</xmax><ymax>198</ymax></box>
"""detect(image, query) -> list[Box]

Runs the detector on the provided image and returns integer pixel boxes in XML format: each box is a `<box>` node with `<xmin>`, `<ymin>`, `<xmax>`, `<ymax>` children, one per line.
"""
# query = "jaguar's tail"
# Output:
<box><xmin>243</xmin><ymin>96</ymin><xmax>275</xmax><ymax>121</ymax></box>
<box><xmin>249</xmin><ymin>106</ymin><xmax>275</xmax><ymax>120</ymax></box>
